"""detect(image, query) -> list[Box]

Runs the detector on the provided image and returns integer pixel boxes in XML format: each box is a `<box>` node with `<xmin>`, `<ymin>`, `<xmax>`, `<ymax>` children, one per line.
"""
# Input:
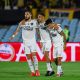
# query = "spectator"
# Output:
<box><xmin>56</xmin><ymin>0</ymin><xmax>63</xmax><ymax>8</ymax></box>
<box><xmin>0</xmin><ymin>0</ymin><xmax>5</xmax><ymax>9</ymax></box>
<box><xmin>9</xmin><ymin>0</ymin><xmax>18</xmax><ymax>9</ymax></box>
<box><xmin>17</xmin><ymin>0</ymin><xmax>24</xmax><ymax>9</ymax></box>
<box><xmin>63</xmin><ymin>25</ymin><xmax>70</xmax><ymax>42</ymax></box>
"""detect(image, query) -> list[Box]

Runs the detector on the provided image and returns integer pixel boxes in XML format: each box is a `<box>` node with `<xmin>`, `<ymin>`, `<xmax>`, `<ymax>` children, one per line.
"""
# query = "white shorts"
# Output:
<box><xmin>42</xmin><ymin>40</ymin><xmax>51</xmax><ymax>52</ymax></box>
<box><xmin>23</xmin><ymin>40</ymin><xmax>37</xmax><ymax>54</ymax></box>
<box><xmin>53</xmin><ymin>44</ymin><xmax>63</xmax><ymax>58</ymax></box>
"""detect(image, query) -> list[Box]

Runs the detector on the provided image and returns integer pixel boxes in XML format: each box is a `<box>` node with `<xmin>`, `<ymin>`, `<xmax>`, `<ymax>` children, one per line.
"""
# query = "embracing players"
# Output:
<box><xmin>37</xmin><ymin>12</ymin><xmax>55</xmax><ymax>76</ymax></box>
<box><xmin>45</xmin><ymin>19</ymin><xmax>66</xmax><ymax>77</ymax></box>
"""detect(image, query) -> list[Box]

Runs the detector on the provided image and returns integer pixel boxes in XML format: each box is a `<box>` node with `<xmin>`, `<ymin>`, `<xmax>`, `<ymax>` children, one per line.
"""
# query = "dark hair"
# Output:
<box><xmin>38</xmin><ymin>12</ymin><xmax>45</xmax><ymax>16</ymax></box>
<box><xmin>64</xmin><ymin>25</ymin><xmax>69</xmax><ymax>29</ymax></box>
<box><xmin>24</xmin><ymin>7</ymin><xmax>32</xmax><ymax>13</ymax></box>
<box><xmin>44</xmin><ymin>18</ymin><xmax>53</xmax><ymax>26</ymax></box>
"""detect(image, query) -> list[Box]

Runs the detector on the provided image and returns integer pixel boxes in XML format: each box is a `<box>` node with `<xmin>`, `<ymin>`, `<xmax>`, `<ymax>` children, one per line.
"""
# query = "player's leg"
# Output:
<box><xmin>44</xmin><ymin>51</ymin><xmax>55</xmax><ymax>76</ymax></box>
<box><xmin>44</xmin><ymin>51</ymin><xmax>52</xmax><ymax>71</ymax></box>
<box><xmin>53</xmin><ymin>46</ymin><xmax>62</xmax><ymax>77</ymax></box>
<box><xmin>56</xmin><ymin>45</ymin><xmax>63</xmax><ymax>77</ymax></box>
<box><xmin>26</xmin><ymin>54</ymin><xmax>35</xmax><ymax>76</ymax></box>
<box><xmin>31</xmin><ymin>42</ymin><xmax>40</xmax><ymax>76</ymax></box>
<box><xmin>44</xmin><ymin>41</ymin><xmax>55</xmax><ymax>76</ymax></box>
<box><xmin>23</xmin><ymin>41</ymin><xmax>35</xmax><ymax>76</ymax></box>
<box><xmin>54</xmin><ymin>57</ymin><xmax>63</xmax><ymax>76</ymax></box>
<box><xmin>53</xmin><ymin>45</ymin><xmax>58</xmax><ymax>65</ymax></box>
<box><xmin>57</xmin><ymin>57</ymin><xmax>62</xmax><ymax>77</ymax></box>
<box><xmin>54</xmin><ymin>58</ymin><xmax>58</xmax><ymax>66</ymax></box>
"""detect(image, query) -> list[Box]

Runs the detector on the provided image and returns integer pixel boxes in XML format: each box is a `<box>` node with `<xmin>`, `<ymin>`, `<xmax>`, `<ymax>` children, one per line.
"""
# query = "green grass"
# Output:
<box><xmin>0</xmin><ymin>62</ymin><xmax>80</xmax><ymax>80</ymax></box>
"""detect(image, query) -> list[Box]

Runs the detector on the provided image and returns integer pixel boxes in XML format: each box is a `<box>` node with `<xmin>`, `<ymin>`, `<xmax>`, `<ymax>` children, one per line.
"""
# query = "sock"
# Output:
<box><xmin>60</xmin><ymin>66</ymin><xmax>63</xmax><ymax>72</ymax></box>
<box><xmin>27</xmin><ymin>59</ymin><xmax>35</xmax><ymax>73</ymax></box>
<box><xmin>57</xmin><ymin>65</ymin><xmax>61</xmax><ymax>74</ymax></box>
<box><xmin>46</xmin><ymin>62</ymin><xmax>52</xmax><ymax>71</ymax></box>
<box><xmin>33</xmin><ymin>56</ymin><xmax>38</xmax><ymax>70</ymax></box>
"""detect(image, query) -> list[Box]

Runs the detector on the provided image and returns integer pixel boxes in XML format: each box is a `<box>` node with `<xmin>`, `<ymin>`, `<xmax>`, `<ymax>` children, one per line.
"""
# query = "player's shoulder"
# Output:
<box><xmin>53</xmin><ymin>23</ymin><xmax>62</xmax><ymax>31</ymax></box>
<box><xmin>19</xmin><ymin>19</ymin><xmax>25</xmax><ymax>25</ymax></box>
<box><xmin>31</xmin><ymin>19</ymin><xmax>38</xmax><ymax>26</ymax></box>
<box><xmin>31</xmin><ymin>19</ymin><xmax>37</xmax><ymax>23</ymax></box>
<box><xmin>57</xmin><ymin>24</ymin><xmax>61</xmax><ymax>26</ymax></box>
<box><xmin>56</xmin><ymin>23</ymin><xmax>63</xmax><ymax>32</ymax></box>
<box><xmin>56</xmin><ymin>23</ymin><xmax>62</xmax><ymax>28</ymax></box>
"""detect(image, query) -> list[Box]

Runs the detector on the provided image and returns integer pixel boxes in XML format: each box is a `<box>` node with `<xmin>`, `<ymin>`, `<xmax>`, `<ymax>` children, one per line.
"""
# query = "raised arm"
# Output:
<box><xmin>9</xmin><ymin>19</ymin><xmax>25</xmax><ymax>40</ymax></box>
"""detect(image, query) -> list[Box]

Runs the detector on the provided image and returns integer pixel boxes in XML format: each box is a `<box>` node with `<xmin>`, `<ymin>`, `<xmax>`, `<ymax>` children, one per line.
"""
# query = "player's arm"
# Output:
<box><xmin>47</xmin><ymin>23</ymin><xmax>59</xmax><ymax>30</ymax></box>
<box><xmin>35</xmin><ymin>20</ymin><xmax>41</xmax><ymax>42</ymax></box>
<box><xmin>60</xmin><ymin>31</ymin><xmax>66</xmax><ymax>50</ymax></box>
<box><xmin>56</xmin><ymin>25</ymin><xmax>66</xmax><ymax>50</ymax></box>
<box><xmin>35</xmin><ymin>19</ymin><xmax>43</xmax><ymax>48</ymax></box>
<box><xmin>35</xmin><ymin>27</ymin><xmax>43</xmax><ymax>49</ymax></box>
<box><xmin>36</xmin><ymin>28</ymin><xmax>41</xmax><ymax>41</ymax></box>
<box><xmin>53</xmin><ymin>23</ymin><xmax>59</xmax><ymax>29</ymax></box>
<box><xmin>9</xmin><ymin>25</ymin><xmax>20</xmax><ymax>40</ymax></box>
<box><xmin>10</xmin><ymin>19</ymin><xmax>25</xmax><ymax>40</ymax></box>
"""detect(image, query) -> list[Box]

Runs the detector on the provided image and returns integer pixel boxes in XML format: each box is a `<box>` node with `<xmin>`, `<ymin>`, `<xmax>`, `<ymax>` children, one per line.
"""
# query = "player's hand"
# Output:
<box><xmin>40</xmin><ymin>42</ymin><xmax>43</xmax><ymax>49</ymax></box>
<box><xmin>64</xmin><ymin>44</ymin><xmax>66</xmax><ymax>50</ymax></box>
<box><xmin>9</xmin><ymin>35</ymin><xmax>15</xmax><ymax>40</ymax></box>
<box><xmin>40</xmin><ymin>42</ymin><xmax>45</xmax><ymax>54</ymax></box>
<box><xmin>47</xmin><ymin>23</ymin><xmax>59</xmax><ymax>30</ymax></box>
<box><xmin>53</xmin><ymin>24</ymin><xmax>59</xmax><ymax>30</ymax></box>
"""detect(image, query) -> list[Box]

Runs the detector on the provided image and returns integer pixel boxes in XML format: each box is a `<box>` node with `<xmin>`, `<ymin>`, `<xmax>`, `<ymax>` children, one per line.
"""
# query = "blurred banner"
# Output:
<box><xmin>0</xmin><ymin>42</ymin><xmax>80</xmax><ymax>62</ymax></box>
<box><xmin>0</xmin><ymin>9</ymin><xmax>80</xmax><ymax>24</ymax></box>
<box><xmin>49</xmin><ymin>9</ymin><xmax>80</xmax><ymax>20</ymax></box>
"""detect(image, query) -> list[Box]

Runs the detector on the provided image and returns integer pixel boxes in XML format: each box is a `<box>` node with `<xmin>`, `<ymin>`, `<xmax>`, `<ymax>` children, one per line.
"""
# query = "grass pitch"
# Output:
<box><xmin>0</xmin><ymin>62</ymin><xmax>80</xmax><ymax>80</ymax></box>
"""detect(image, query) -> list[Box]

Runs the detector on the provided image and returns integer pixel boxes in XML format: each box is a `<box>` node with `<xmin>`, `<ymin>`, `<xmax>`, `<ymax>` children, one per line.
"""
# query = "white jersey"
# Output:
<box><xmin>20</xmin><ymin>19</ymin><xmax>37</xmax><ymax>41</ymax></box>
<box><xmin>38</xmin><ymin>22</ymin><xmax>51</xmax><ymax>42</ymax></box>
<box><xmin>49</xmin><ymin>24</ymin><xmax>64</xmax><ymax>47</ymax></box>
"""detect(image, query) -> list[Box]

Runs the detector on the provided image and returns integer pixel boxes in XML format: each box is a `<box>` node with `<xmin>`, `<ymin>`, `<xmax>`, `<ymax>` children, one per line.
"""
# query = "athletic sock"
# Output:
<box><xmin>60</xmin><ymin>66</ymin><xmax>63</xmax><ymax>72</ymax></box>
<box><xmin>27</xmin><ymin>59</ymin><xmax>35</xmax><ymax>73</ymax></box>
<box><xmin>46</xmin><ymin>62</ymin><xmax>53</xmax><ymax>71</ymax></box>
<box><xmin>57</xmin><ymin>65</ymin><xmax>61</xmax><ymax>74</ymax></box>
<box><xmin>33</xmin><ymin>56</ymin><xmax>38</xmax><ymax>70</ymax></box>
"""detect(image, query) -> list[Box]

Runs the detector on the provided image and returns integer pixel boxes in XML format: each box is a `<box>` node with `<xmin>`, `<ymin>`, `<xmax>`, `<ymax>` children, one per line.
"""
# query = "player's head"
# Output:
<box><xmin>37</xmin><ymin>12</ymin><xmax>45</xmax><ymax>23</ymax></box>
<box><xmin>24</xmin><ymin>8</ymin><xmax>32</xmax><ymax>21</ymax></box>
<box><xmin>64</xmin><ymin>25</ymin><xmax>69</xmax><ymax>29</ymax></box>
<box><xmin>45</xmin><ymin>18</ymin><xmax>53</xmax><ymax>29</ymax></box>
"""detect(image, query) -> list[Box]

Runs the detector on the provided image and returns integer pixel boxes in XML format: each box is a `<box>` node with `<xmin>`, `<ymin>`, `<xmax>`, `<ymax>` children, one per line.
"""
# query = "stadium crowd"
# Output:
<box><xmin>0</xmin><ymin>0</ymin><xmax>80</xmax><ymax>10</ymax></box>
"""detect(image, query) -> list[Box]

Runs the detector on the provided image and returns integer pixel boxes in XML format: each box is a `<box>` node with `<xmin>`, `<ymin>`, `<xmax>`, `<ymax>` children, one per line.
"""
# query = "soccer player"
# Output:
<box><xmin>45</xmin><ymin>19</ymin><xmax>66</xmax><ymax>77</ymax></box>
<box><xmin>37</xmin><ymin>13</ymin><xmax>55</xmax><ymax>76</ymax></box>
<box><xmin>9</xmin><ymin>9</ymin><xmax>40</xmax><ymax>76</ymax></box>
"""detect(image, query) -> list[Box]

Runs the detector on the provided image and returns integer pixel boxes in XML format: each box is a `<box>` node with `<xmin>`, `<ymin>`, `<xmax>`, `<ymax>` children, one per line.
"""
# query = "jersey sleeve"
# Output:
<box><xmin>17</xmin><ymin>23</ymin><xmax>21</xmax><ymax>29</ymax></box>
<box><xmin>33</xmin><ymin>19</ymin><xmax>38</xmax><ymax>28</ymax></box>
<box><xmin>57</xmin><ymin>24</ymin><xmax>63</xmax><ymax>33</ymax></box>
<box><xmin>18</xmin><ymin>20</ymin><xmax>25</xmax><ymax>28</ymax></box>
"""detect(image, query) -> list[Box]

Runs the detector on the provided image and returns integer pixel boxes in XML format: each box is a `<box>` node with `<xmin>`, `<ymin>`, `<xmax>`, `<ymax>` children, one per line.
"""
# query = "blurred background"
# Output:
<box><xmin>0</xmin><ymin>0</ymin><xmax>80</xmax><ymax>42</ymax></box>
<box><xmin>0</xmin><ymin>1</ymin><xmax>80</xmax><ymax>79</ymax></box>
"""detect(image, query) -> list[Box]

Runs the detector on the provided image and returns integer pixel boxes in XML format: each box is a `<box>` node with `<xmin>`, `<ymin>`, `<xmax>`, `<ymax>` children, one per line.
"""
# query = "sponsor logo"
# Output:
<box><xmin>0</xmin><ymin>43</ymin><xmax>15</xmax><ymax>61</ymax></box>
